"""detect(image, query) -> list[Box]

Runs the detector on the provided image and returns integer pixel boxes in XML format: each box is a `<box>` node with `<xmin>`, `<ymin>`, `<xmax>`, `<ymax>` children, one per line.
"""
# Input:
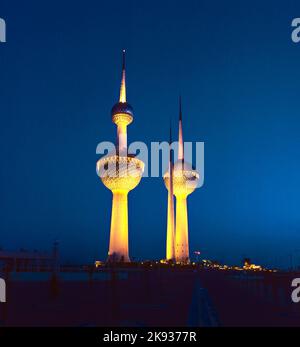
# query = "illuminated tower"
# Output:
<box><xmin>97</xmin><ymin>51</ymin><xmax>144</xmax><ymax>262</ymax></box>
<box><xmin>163</xmin><ymin>123</ymin><xmax>175</xmax><ymax>261</ymax></box>
<box><xmin>173</xmin><ymin>97</ymin><xmax>199</xmax><ymax>264</ymax></box>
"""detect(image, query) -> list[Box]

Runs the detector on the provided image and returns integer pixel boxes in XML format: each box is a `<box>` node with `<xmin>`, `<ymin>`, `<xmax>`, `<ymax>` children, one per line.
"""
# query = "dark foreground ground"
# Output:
<box><xmin>0</xmin><ymin>268</ymin><xmax>299</xmax><ymax>327</ymax></box>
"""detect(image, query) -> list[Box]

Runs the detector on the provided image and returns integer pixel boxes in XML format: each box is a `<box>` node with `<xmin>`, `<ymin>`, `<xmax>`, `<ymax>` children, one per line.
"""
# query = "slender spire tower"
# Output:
<box><xmin>117</xmin><ymin>50</ymin><xmax>129</xmax><ymax>155</ymax></box>
<box><xmin>97</xmin><ymin>50</ymin><xmax>144</xmax><ymax>263</ymax></box>
<box><xmin>119</xmin><ymin>50</ymin><xmax>126</xmax><ymax>103</ymax></box>
<box><xmin>163</xmin><ymin>122</ymin><xmax>176</xmax><ymax>261</ymax></box>
<box><xmin>178</xmin><ymin>96</ymin><xmax>184</xmax><ymax>161</ymax></box>
<box><xmin>173</xmin><ymin>97</ymin><xmax>199</xmax><ymax>264</ymax></box>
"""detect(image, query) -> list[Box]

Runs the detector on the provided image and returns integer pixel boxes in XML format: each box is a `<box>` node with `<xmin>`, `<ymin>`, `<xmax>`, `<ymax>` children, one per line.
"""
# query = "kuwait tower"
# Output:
<box><xmin>97</xmin><ymin>51</ymin><xmax>144</xmax><ymax>263</ymax></box>
<box><xmin>173</xmin><ymin>98</ymin><xmax>199</xmax><ymax>263</ymax></box>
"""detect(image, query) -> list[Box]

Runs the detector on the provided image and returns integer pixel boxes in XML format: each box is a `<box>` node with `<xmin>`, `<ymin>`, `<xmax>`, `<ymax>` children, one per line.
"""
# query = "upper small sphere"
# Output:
<box><xmin>111</xmin><ymin>102</ymin><xmax>134</xmax><ymax>118</ymax></box>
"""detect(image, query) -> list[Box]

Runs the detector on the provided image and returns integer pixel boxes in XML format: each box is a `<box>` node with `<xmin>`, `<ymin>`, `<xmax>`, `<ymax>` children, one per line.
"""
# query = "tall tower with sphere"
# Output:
<box><xmin>97</xmin><ymin>51</ymin><xmax>144</xmax><ymax>262</ymax></box>
<box><xmin>173</xmin><ymin>97</ymin><xmax>199</xmax><ymax>263</ymax></box>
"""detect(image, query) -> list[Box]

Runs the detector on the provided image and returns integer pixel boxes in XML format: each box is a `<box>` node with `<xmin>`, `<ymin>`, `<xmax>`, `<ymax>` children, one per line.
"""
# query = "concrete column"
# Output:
<box><xmin>108</xmin><ymin>190</ymin><xmax>130</xmax><ymax>262</ymax></box>
<box><xmin>175</xmin><ymin>196</ymin><xmax>189</xmax><ymax>263</ymax></box>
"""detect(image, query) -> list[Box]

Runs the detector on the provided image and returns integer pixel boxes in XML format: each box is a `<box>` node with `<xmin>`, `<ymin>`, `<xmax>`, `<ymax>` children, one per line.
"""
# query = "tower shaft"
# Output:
<box><xmin>117</xmin><ymin>122</ymin><xmax>128</xmax><ymax>155</ymax></box>
<box><xmin>166</xmin><ymin>122</ymin><xmax>175</xmax><ymax>261</ymax></box>
<box><xmin>108</xmin><ymin>190</ymin><xmax>130</xmax><ymax>262</ymax></box>
<box><xmin>166</xmin><ymin>192</ymin><xmax>175</xmax><ymax>260</ymax></box>
<box><xmin>166</xmin><ymin>164</ymin><xmax>175</xmax><ymax>261</ymax></box>
<box><xmin>175</xmin><ymin>195</ymin><xmax>189</xmax><ymax>262</ymax></box>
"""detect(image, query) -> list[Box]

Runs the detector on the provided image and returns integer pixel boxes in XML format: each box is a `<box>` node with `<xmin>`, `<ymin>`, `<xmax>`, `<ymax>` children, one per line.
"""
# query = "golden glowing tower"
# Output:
<box><xmin>173</xmin><ymin>98</ymin><xmax>199</xmax><ymax>264</ymax></box>
<box><xmin>97</xmin><ymin>51</ymin><xmax>144</xmax><ymax>262</ymax></box>
<box><xmin>163</xmin><ymin>124</ymin><xmax>176</xmax><ymax>261</ymax></box>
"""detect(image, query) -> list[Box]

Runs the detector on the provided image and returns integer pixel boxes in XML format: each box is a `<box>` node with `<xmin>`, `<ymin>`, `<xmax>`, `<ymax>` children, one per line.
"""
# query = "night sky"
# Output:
<box><xmin>1</xmin><ymin>0</ymin><xmax>300</xmax><ymax>268</ymax></box>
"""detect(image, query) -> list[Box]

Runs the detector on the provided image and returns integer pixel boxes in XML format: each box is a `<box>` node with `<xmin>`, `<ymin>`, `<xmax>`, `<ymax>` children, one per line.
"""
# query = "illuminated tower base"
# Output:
<box><xmin>97</xmin><ymin>154</ymin><xmax>144</xmax><ymax>263</ymax></box>
<box><xmin>166</xmin><ymin>191</ymin><xmax>175</xmax><ymax>261</ymax></box>
<box><xmin>108</xmin><ymin>190</ymin><xmax>129</xmax><ymax>262</ymax></box>
<box><xmin>175</xmin><ymin>196</ymin><xmax>189</xmax><ymax>262</ymax></box>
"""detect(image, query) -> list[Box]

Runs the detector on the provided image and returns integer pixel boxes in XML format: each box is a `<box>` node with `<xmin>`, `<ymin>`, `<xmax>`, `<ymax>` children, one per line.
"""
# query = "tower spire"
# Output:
<box><xmin>179</xmin><ymin>95</ymin><xmax>182</xmax><ymax>121</ymax></box>
<box><xmin>119</xmin><ymin>50</ymin><xmax>126</xmax><ymax>103</ymax></box>
<box><xmin>178</xmin><ymin>95</ymin><xmax>184</xmax><ymax>161</ymax></box>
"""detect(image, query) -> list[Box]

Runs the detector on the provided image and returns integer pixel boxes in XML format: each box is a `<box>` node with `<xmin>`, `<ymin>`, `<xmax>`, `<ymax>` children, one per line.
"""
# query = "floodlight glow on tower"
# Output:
<box><xmin>173</xmin><ymin>97</ymin><xmax>199</xmax><ymax>264</ymax></box>
<box><xmin>97</xmin><ymin>50</ymin><xmax>144</xmax><ymax>263</ymax></box>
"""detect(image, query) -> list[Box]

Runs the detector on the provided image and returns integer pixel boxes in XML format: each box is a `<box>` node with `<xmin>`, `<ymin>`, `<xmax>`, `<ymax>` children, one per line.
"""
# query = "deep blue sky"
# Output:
<box><xmin>1</xmin><ymin>0</ymin><xmax>300</xmax><ymax>268</ymax></box>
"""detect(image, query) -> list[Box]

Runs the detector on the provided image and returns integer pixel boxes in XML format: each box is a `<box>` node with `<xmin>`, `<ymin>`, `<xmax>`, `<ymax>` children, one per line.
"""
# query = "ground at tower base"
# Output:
<box><xmin>1</xmin><ymin>262</ymin><xmax>299</xmax><ymax>327</ymax></box>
